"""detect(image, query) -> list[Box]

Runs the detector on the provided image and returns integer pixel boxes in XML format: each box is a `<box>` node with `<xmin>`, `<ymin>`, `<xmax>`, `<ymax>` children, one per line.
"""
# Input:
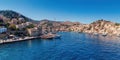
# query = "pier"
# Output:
<box><xmin>0</xmin><ymin>37</ymin><xmax>38</xmax><ymax>44</ymax></box>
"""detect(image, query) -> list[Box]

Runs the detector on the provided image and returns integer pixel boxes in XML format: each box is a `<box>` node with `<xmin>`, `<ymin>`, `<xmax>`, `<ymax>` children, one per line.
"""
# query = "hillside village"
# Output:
<box><xmin>0</xmin><ymin>10</ymin><xmax>120</xmax><ymax>41</ymax></box>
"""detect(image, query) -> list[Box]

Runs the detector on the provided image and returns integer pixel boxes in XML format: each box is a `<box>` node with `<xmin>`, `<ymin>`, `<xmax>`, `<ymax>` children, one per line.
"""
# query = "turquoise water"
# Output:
<box><xmin>0</xmin><ymin>32</ymin><xmax>120</xmax><ymax>60</ymax></box>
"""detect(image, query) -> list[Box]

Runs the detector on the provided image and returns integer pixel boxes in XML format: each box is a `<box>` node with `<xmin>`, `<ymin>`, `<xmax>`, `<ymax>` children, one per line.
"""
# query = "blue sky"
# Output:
<box><xmin>0</xmin><ymin>0</ymin><xmax>120</xmax><ymax>23</ymax></box>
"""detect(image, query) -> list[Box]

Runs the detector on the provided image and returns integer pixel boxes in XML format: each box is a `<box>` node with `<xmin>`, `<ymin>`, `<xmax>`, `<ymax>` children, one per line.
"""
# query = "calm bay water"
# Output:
<box><xmin>0</xmin><ymin>32</ymin><xmax>120</xmax><ymax>60</ymax></box>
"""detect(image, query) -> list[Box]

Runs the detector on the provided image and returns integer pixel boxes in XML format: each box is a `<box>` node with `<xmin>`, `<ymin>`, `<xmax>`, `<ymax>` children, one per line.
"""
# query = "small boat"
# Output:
<box><xmin>102</xmin><ymin>33</ymin><xmax>107</xmax><ymax>36</ymax></box>
<box><xmin>54</xmin><ymin>35</ymin><xmax>61</xmax><ymax>39</ymax></box>
<box><xmin>78</xmin><ymin>32</ymin><xmax>82</xmax><ymax>33</ymax></box>
<box><xmin>93</xmin><ymin>33</ymin><xmax>99</xmax><ymax>36</ymax></box>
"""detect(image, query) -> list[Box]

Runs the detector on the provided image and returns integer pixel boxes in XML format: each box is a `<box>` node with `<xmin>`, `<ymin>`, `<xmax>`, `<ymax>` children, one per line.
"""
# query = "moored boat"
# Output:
<box><xmin>54</xmin><ymin>35</ymin><xmax>61</xmax><ymax>39</ymax></box>
<box><xmin>102</xmin><ymin>33</ymin><xmax>107</xmax><ymax>36</ymax></box>
<box><xmin>93</xmin><ymin>33</ymin><xmax>99</xmax><ymax>36</ymax></box>
<box><xmin>40</xmin><ymin>33</ymin><xmax>61</xmax><ymax>39</ymax></box>
<box><xmin>117</xmin><ymin>34</ymin><xmax>120</xmax><ymax>37</ymax></box>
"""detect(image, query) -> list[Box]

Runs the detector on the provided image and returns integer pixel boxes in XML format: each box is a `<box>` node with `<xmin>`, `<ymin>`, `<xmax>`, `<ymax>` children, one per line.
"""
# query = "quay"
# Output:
<box><xmin>0</xmin><ymin>37</ymin><xmax>39</xmax><ymax>44</ymax></box>
<box><xmin>0</xmin><ymin>34</ymin><xmax>61</xmax><ymax>44</ymax></box>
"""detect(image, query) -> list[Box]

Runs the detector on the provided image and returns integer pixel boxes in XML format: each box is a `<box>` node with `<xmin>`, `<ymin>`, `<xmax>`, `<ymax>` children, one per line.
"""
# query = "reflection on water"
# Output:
<box><xmin>85</xmin><ymin>33</ymin><xmax>120</xmax><ymax>43</ymax></box>
<box><xmin>0</xmin><ymin>32</ymin><xmax>120</xmax><ymax>60</ymax></box>
<box><xmin>28</xmin><ymin>40</ymin><xmax>32</xmax><ymax>48</ymax></box>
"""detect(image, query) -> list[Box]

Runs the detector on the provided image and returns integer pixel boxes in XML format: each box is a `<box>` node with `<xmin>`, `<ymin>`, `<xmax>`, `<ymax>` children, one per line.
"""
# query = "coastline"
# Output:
<box><xmin>0</xmin><ymin>33</ymin><xmax>61</xmax><ymax>44</ymax></box>
<box><xmin>0</xmin><ymin>31</ymin><xmax>120</xmax><ymax>44</ymax></box>
<box><xmin>0</xmin><ymin>37</ymin><xmax>40</xmax><ymax>44</ymax></box>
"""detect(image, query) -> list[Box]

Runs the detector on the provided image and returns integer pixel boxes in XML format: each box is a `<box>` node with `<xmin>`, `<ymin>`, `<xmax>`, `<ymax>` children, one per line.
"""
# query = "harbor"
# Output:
<box><xmin>0</xmin><ymin>32</ymin><xmax>120</xmax><ymax>60</ymax></box>
<box><xmin>0</xmin><ymin>37</ymin><xmax>37</xmax><ymax>44</ymax></box>
<box><xmin>0</xmin><ymin>33</ymin><xmax>61</xmax><ymax>44</ymax></box>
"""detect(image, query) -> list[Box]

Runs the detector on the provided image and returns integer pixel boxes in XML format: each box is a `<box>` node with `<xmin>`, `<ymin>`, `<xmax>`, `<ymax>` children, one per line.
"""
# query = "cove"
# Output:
<box><xmin>0</xmin><ymin>32</ymin><xmax>120</xmax><ymax>60</ymax></box>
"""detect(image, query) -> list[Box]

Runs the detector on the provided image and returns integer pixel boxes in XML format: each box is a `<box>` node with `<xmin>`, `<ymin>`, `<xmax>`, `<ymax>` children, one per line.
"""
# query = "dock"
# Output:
<box><xmin>0</xmin><ymin>37</ymin><xmax>39</xmax><ymax>44</ymax></box>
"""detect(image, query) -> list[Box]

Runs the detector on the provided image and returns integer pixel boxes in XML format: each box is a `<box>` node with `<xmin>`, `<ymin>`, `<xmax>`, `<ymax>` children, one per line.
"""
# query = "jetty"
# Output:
<box><xmin>0</xmin><ymin>33</ymin><xmax>61</xmax><ymax>44</ymax></box>
<box><xmin>0</xmin><ymin>37</ymin><xmax>37</xmax><ymax>44</ymax></box>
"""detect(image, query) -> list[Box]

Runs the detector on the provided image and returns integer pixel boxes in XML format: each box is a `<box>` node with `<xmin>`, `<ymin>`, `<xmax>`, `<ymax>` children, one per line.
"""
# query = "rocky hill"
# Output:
<box><xmin>0</xmin><ymin>10</ymin><xmax>33</xmax><ymax>21</ymax></box>
<box><xmin>89</xmin><ymin>20</ymin><xmax>120</xmax><ymax>35</ymax></box>
<box><xmin>38</xmin><ymin>19</ymin><xmax>81</xmax><ymax>33</ymax></box>
<box><xmin>0</xmin><ymin>10</ymin><xmax>120</xmax><ymax>36</ymax></box>
<box><xmin>67</xmin><ymin>19</ymin><xmax>120</xmax><ymax>36</ymax></box>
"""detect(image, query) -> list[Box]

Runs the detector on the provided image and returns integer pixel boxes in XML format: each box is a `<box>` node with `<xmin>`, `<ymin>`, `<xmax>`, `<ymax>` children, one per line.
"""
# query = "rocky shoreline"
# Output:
<box><xmin>68</xmin><ymin>20</ymin><xmax>120</xmax><ymax>37</ymax></box>
<box><xmin>38</xmin><ymin>20</ymin><xmax>120</xmax><ymax>37</ymax></box>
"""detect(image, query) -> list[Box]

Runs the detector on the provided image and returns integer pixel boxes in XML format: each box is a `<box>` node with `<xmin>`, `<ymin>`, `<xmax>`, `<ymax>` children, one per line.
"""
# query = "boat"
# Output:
<box><xmin>102</xmin><ymin>33</ymin><xmax>107</xmax><ymax>36</ymax></box>
<box><xmin>54</xmin><ymin>35</ymin><xmax>61</xmax><ymax>39</ymax></box>
<box><xmin>40</xmin><ymin>33</ymin><xmax>61</xmax><ymax>39</ymax></box>
<box><xmin>40</xmin><ymin>35</ymin><xmax>54</xmax><ymax>39</ymax></box>
<box><xmin>78</xmin><ymin>32</ymin><xmax>82</xmax><ymax>33</ymax></box>
<box><xmin>93</xmin><ymin>33</ymin><xmax>99</xmax><ymax>36</ymax></box>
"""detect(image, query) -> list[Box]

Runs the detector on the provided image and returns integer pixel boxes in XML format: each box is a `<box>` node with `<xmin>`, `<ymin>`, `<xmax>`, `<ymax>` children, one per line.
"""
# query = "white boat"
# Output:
<box><xmin>54</xmin><ymin>35</ymin><xmax>61</xmax><ymax>39</ymax></box>
<box><xmin>117</xmin><ymin>34</ymin><xmax>120</xmax><ymax>37</ymax></box>
<box><xmin>93</xmin><ymin>33</ymin><xmax>99</xmax><ymax>36</ymax></box>
<box><xmin>102</xmin><ymin>33</ymin><xmax>107</xmax><ymax>36</ymax></box>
